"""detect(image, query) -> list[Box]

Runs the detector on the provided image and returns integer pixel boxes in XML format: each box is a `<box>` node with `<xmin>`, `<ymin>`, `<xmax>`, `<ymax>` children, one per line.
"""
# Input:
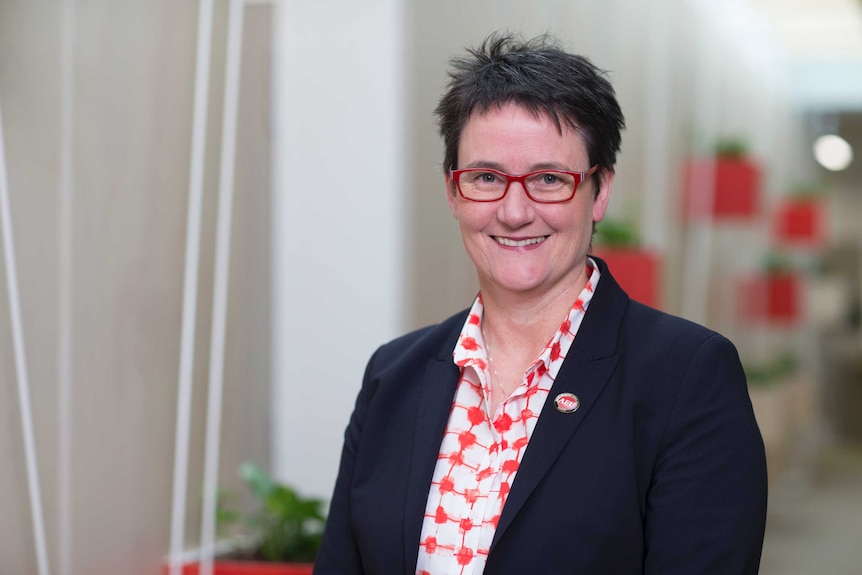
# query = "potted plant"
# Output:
<box><xmin>773</xmin><ymin>183</ymin><xmax>827</xmax><ymax>246</ymax></box>
<box><xmin>744</xmin><ymin>350</ymin><xmax>798</xmax><ymax>387</ymax></box>
<box><xmin>737</xmin><ymin>253</ymin><xmax>801</xmax><ymax>324</ymax></box>
<box><xmin>591</xmin><ymin>218</ymin><xmax>661</xmax><ymax>308</ymax></box>
<box><xmin>683</xmin><ymin>137</ymin><xmax>761</xmax><ymax>219</ymax></box>
<box><xmin>164</xmin><ymin>463</ymin><xmax>326</xmax><ymax>575</ymax></box>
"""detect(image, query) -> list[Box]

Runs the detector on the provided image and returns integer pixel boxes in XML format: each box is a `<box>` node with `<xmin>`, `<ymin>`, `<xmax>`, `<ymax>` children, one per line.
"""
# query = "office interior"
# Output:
<box><xmin>1</xmin><ymin>0</ymin><xmax>861</xmax><ymax>573</ymax></box>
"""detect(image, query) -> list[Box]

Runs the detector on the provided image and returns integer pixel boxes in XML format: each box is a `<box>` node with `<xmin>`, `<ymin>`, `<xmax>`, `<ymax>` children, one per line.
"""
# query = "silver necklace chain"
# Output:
<box><xmin>482</xmin><ymin>327</ymin><xmax>512</xmax><ymax>399</ymax></box>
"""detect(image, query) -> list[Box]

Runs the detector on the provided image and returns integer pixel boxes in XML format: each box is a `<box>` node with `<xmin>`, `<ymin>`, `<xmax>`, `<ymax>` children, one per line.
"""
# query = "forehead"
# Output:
<box><xmin>458</xmin><ymin>103</ymin><xmax>586</xmax><ymax>166</ymax></box>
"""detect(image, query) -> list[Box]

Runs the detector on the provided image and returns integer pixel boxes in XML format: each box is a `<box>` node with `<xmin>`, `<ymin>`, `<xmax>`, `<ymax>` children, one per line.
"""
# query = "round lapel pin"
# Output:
<box><xmin>554</xmin><ymin>393</ymin><xmax>580</xmax><ymax>414</ymax></box>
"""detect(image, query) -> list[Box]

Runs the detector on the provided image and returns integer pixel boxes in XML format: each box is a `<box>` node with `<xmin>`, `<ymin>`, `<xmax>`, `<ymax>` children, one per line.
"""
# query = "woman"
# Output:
<box><xmin>314</xmin><ymin>34</ymin><xmax>767</xmax><ymax>575</ymax></box>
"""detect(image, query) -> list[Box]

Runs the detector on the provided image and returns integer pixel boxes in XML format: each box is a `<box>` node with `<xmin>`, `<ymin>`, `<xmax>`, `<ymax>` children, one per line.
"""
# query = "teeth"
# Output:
<box><xmin>494</xmin><ymin>236</ymin><xmax>547</xmax><ymax>247</ymax></box>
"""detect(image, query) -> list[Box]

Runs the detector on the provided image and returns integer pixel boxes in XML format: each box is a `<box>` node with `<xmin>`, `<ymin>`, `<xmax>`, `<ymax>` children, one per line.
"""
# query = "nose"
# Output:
<box><xmin>497</xmin><ymin>180</ymin><xmax>535</xmax><ymax>228</ymax></box>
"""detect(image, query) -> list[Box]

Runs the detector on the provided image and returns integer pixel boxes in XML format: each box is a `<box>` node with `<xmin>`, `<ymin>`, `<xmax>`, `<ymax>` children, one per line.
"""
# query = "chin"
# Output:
<box><xmin>486</xmin><ymin>273</ymin><xmax>548</xmax><ymax>294</ymax></box>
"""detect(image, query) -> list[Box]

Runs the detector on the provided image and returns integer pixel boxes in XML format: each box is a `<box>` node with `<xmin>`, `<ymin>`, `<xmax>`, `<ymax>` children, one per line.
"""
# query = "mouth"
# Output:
<box><xmin>492</xmin><ymin>235</ymin><xmax>549</xmax><ymax>247</ymax></box>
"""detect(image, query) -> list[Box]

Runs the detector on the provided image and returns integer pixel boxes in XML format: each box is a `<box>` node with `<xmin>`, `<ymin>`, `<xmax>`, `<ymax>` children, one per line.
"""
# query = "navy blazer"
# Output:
<box><xmin>314</xmin><ymin>259</ymin><xmax>767</xmax><ymax>574</ymax></box>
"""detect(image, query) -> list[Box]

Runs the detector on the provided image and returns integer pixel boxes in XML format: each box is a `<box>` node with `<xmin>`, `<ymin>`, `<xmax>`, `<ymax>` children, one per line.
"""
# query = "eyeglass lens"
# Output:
<box><xmin>458</xmin><ymin>170</ymin><xmax>577</xmax><ymax>201</ymax></box>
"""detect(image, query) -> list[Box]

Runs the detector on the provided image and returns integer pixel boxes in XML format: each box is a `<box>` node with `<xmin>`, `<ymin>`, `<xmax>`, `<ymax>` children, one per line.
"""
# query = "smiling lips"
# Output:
<box><xmin>492</xmin><ymin>235</ymin><xmax>549</xmax><ymax>247</ymax></box>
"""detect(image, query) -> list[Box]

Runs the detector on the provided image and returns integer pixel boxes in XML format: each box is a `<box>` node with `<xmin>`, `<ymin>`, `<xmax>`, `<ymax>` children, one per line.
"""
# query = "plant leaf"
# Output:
<box><xmin>240</xmin><ymin>461</ymin><xmax>274</xmax><ymax>501</ymax></box>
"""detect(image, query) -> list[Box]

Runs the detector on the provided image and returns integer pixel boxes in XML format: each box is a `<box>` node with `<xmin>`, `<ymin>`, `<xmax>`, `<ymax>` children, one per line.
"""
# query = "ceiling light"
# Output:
<box><xmin>813</xmin><ymin>134</ymin><xmax>853</xmax><ymax>171</ymax></box>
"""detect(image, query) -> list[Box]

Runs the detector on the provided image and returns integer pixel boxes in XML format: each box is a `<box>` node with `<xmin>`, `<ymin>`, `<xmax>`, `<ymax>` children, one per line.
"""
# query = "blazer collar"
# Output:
<box><xmin>401</xmin><ymin>260</ymin><xmax>630</xmax><ymax>568</ymax></box>
<box><xmin>491</xmin><ymin>257</ymin><xmax>629</xmax><ymax>550</ymax></box>
<box><xmin>402</xmin><ymin>311</ymin><xmax>466</xmax><ymax>573</ymax></box>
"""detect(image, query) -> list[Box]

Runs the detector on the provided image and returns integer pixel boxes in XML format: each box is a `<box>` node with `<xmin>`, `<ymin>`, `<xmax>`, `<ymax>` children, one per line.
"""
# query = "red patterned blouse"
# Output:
<box><xmin>415</xmin><ymin>261</ymin><xmax>600</xmax><ymax>575</ymax></box>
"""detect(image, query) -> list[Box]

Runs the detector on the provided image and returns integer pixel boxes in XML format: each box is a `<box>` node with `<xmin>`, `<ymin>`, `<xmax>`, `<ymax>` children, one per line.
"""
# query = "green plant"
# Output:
<box><xmin>594</xmin><ymin>217</ymin><xmax>640</xmax><ymax>248</ymax></box>
<box><xmin>714</xmin><ymin>137</ymin><xmax>749</xmax><ymax>158</ymax></box>
<box><xmin>787</xmin><ymin>181</ymin><xmax>825</xmax><ymax>200</ymax></box>
<box><xmin>219</xmin><ymin>462</ymin><xmax>326</xmax><ymax>563</ymax></box>
<box><xmin>744</xmin><ymin>351</ymin><xmax>799</xmax><ymax>387</ymax></box>
<box><xmin>761</xmin><ymin>252</ymin><xmax>794</xmax><ymax>275</ymax></box>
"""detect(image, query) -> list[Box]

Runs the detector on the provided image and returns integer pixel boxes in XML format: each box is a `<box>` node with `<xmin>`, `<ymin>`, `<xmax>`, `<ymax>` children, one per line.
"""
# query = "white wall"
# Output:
<box><xmin>271</xmin><ymin>0</ymin><xmax>407</xmax><ymax>498</ymax></box>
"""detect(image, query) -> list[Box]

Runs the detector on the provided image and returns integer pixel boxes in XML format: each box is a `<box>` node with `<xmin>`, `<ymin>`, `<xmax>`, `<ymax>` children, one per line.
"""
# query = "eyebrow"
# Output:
<box><xmin>462</xmin><ymin>160</ymin><xmax>575</xmax><ymax>172</ymax></box>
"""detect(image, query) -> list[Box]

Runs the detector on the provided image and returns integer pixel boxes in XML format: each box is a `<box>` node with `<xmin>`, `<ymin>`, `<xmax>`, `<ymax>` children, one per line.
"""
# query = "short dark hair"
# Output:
<box><xmin>435</xmin><ymin>33</ymin><xmax>625</xmax><ymax>192</ymax></box>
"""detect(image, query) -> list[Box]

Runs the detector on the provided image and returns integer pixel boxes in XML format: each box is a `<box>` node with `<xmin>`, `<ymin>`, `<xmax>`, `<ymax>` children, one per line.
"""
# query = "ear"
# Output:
<box><xmin>592</xmin><ymin>168</ymin><xmax>614</xmax><ymax>222</ymax></box>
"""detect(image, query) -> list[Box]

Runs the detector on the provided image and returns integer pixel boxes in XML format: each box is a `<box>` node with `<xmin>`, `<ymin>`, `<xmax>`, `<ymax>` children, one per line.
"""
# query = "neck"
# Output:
<box><xmin>479</xmin><ymin>265</ymin><xmax>590</xmax><ymax>363</ymax></box>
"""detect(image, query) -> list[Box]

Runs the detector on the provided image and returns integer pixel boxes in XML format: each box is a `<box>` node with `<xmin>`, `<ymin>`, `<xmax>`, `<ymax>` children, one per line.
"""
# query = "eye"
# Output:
<box><xmin>529</xmin><ymin>171</ymin><xmax>575</xmax><ymax>189</ymax></box>
<box><xmin>462</xmin><ymin>170</ymin><xmax>503</xmax><ymax>186</ymax></box>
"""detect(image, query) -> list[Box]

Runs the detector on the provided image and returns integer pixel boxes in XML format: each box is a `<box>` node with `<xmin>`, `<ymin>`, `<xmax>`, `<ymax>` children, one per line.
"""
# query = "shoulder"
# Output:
<box><xmin>364</xmin><ymin>308</ymin><xmax>469</xmax><ymax>379</ymax></box>
<box><xmin>610</xmin><ymin>299</ymin><xmax>744</xmax><ymax>389</ymax></box>
<box><xmin>623</xmin><ymin>300</ymin><xmax>724</xmax><ymax>347</ymax></box>
<box><xmin>592</xmin><ymin>255</ymin><xmax>733</xmax><ymax>355</ymax></box>
<box><xmin>615</xmin><ymin>300</ymin><xmax>749</xmax><ymax>416</ymax></box>
<box><xmin>588</xmin><ymin>260</ymin><xmax>733</xmax><ymax>363</ymax></box>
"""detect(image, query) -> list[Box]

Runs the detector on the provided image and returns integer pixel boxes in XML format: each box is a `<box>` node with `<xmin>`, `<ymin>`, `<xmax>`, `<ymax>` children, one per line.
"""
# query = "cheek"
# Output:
<box><xmin>542</xmin><ymin>205</ymin><xmax>590</xmax><ymax>235</ymax></box>
<box><xmin>455</xmin><ymin>203</ymin><xmax>495</xmax><ymax>233</ymax></box>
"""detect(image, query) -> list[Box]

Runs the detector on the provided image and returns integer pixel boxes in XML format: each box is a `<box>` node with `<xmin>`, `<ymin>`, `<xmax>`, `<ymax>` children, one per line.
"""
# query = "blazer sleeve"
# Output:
<box><xmin>644</xmin><ymin>333</ymin><xmax>768</xmax><ymax>574</ymax></box>
<box><xmin>313</xmin><ymin>347</ymin><xmax>382</xmax><ymax>575</ymax></box>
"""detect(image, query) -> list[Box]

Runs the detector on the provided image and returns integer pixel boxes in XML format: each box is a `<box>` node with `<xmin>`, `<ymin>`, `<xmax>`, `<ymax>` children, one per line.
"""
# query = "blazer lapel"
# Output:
<box><xmin>491</xmin><ymin>262</ymin><xmax>629</xmax><ymax>551</ymax></box>
<box><xmin>402</xmin><ymin>323</ymin><xmax>463</xmax><ymax>573</ymax></box>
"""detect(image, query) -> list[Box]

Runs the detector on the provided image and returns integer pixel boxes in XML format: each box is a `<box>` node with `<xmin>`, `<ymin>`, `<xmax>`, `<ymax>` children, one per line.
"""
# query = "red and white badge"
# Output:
<box><xmin>554</xmin><ymin>393</ymin><xmax>580</xmax><ymax>414</ymax></box>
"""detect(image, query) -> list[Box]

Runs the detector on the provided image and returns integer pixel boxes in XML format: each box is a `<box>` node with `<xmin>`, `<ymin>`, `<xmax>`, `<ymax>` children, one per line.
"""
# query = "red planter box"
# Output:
<box><xmin>773</xmin><ymin>199</ymin><xmax>824</xmax><ymax>245</ymax></box>
<box><xmin>593</xmin><ymin>248</ymin><xmax>661</xmax><ymax>308</ymax></box>
<box><xmin>737</xmin><ymin>272</ymin><xmax>800</xmax><ymax>323</ymax></box>
<box><xmin>683</xmin><ymin>158</ymin><xmax>761</xmax><ymax>219</ymax></box>
<box><xmin>162</xmin><ymin>561</ymin><xmax>313</xmax><ymax>575</ymax></box>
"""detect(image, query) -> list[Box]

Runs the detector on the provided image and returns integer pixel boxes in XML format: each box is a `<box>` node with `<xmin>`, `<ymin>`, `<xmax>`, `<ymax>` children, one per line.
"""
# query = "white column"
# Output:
<box><xmin>682</xmin><ymin>0</ymin><xmax>723</xmax><ymax>326</ymax></box>
<box><xmin>271</xmin><ymin>0</ymin><xmax>408</xmax><ymax>498</ymax></box>
<box><xmin>641</xmin><ymin>0</ymin><xmax>673</xmax><ymax>253</ymax></box>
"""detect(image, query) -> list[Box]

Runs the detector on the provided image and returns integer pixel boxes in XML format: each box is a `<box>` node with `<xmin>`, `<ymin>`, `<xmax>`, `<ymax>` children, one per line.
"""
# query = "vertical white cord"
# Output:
<box><xmin>168</xmin><ymin>1</ymin><xmax>215</xmax><ymax>573</ymax></box>
<box><xmin>0</xmin><ymin>102</ymin><xmax>52</xmax><ymax>575</ymax></box>
<box><xmin>57</xmin><ymin>0</ymin><xmax>75</xmax><ymax>574</ymax></box>
<box><xmin>199</xmin><ymin>0</ymin><xmax>245</xmax><ymax>573</ymax></box>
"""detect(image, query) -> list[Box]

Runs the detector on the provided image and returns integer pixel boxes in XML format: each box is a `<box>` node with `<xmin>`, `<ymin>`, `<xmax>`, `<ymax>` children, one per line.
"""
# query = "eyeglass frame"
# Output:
<box><xmin>449</xmin><ymin>165</ymin><xmax>600</xmax><ymax>203</ymax></box>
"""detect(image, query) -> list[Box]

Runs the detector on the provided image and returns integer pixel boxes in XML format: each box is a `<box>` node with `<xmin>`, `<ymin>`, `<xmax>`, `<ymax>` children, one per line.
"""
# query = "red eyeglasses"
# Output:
<box><xmin>450</xmin><ymin>165</ymin><xmax>598</xmax><ymax>203</ymax></box>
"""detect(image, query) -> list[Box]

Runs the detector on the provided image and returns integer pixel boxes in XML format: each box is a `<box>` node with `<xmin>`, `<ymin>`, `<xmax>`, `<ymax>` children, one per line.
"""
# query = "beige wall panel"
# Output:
<box><xmin>0</xmin><ymin>0</ymin><xmax>63</xmax><ymax>572</ymax></box>
<box><xmin>0</xmin><ymin>1</ymin><xmax>271</xmax><ymax>573</ymax></box>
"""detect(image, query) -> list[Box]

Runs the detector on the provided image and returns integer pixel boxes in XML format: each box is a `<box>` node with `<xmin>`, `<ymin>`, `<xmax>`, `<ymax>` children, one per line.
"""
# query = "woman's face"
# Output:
<box><xmin>446</xmin><ymin>102</ymin><xmax>612</xmax><ymax>300</ymax></box>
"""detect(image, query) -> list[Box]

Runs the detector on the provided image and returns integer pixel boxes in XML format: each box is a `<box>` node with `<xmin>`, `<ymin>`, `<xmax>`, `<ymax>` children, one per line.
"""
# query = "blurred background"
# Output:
<box><xmin>1</xmin><ymin>0</ymin><xmax>861</xmax><ymax>573</ymax></box>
